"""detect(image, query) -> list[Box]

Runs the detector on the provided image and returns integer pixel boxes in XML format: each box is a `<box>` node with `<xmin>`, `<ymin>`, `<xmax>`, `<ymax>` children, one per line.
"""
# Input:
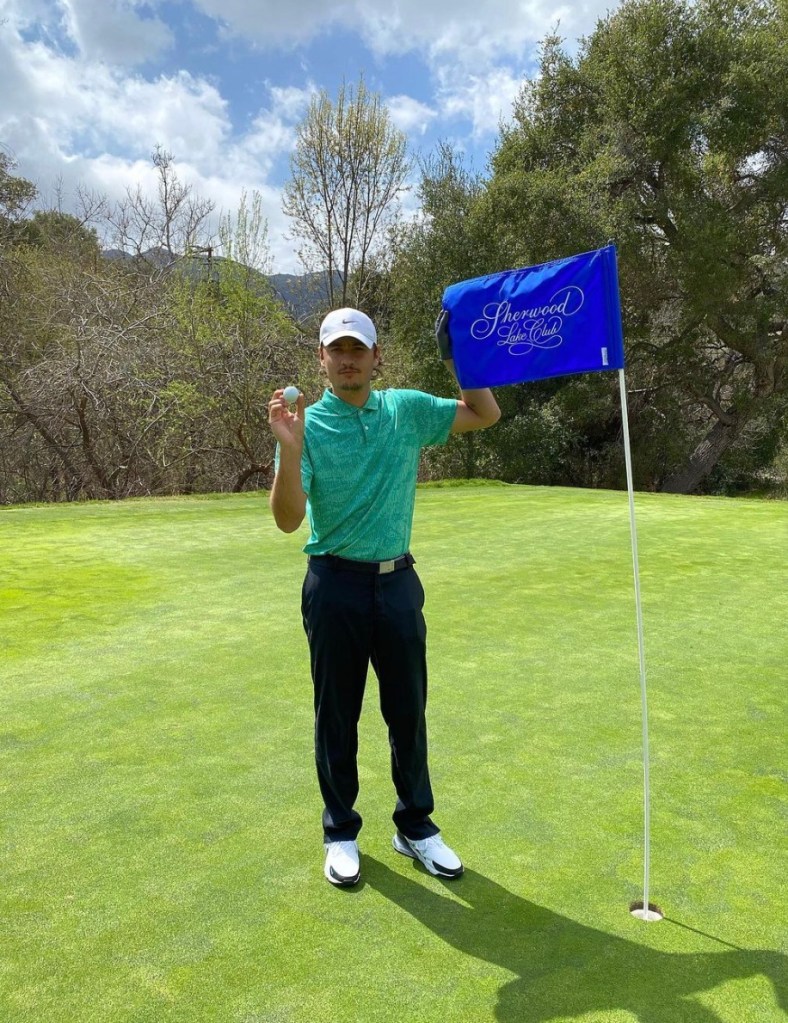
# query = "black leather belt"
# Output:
<box><xmin>309</xmin><ymin>553</ymin><xmax>414</xmax><ymax>575</ymax></box>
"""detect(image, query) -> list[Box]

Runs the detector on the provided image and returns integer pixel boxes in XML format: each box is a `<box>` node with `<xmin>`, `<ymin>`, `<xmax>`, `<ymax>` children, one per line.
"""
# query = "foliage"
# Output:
<box><xmin>13</xmin><ymin>209</ymin><xmax>102</xmax><ymax>262</ymax></box>
<box><xmin>386</xmin><ymin>144</ymin><xmax>496</xmax><ymax>477</ymax></box>
<box><xmin>0</xmin><ymin>152</ymin><xmax>36</xmax><ymax>246</ymax></box>
<box><xmin>393</xmin><ymin>148</ymin><xmax>486</xmax><ymax>348</ymax></box>
<box><xmin>0</xmin><ymin>155</ymin><xmax>306</xmax><ymax>503</ymax></box>
<box><xmin>3</xmin><ymin>10</ymin><xmax>787</xmax><ymax>502</ymax></box>
<box><xmin>390</xmin><ymin>0</ymin><xmax>787</xmax><ymax>494</ymax></box>
<box><xmin>218</xmin><ymin>189</ymin><xmax>271</xmax><ymax>273</ymax></box>
<box><xmin>164</xmin><ymin>255</ymin><xmax>309</xmax><ymax>493</ymax></box>
<box><xmin>482</xmin><ymin>0</ymin><xmax>788</xmax><ymax>492</ymax></box>
<box><xmin>0</xmin><ymin>152</ymin><xmax>36</xmax><ymax>219</ymax></box>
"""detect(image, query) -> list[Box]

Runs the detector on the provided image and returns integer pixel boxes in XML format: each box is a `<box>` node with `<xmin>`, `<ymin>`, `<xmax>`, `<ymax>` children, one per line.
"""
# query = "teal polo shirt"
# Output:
<box><xmin>284</xmin><ymin>388</ymin><xmax>457</xmax><ymax>561</ymax></box>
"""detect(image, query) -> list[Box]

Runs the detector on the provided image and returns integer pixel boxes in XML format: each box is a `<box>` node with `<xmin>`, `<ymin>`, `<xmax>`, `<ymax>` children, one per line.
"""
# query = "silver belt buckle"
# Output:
<box><xmin>379</xmin><ymin>559</ymin><xmax>396</xmax><ymax>574</ymax></box>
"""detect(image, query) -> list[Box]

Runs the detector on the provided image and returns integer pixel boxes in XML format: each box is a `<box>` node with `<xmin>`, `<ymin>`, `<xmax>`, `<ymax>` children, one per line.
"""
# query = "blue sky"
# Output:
<box><xmin>1</xmin><ymin>0</ymin><xmax>615</xmax><ymax>271</ymax></box>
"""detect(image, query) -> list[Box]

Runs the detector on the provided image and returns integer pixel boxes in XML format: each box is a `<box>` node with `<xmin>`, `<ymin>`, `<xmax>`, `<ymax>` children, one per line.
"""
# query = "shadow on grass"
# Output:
<box><xmin>364</xmin><ymin>858</ymin><xmax>786</xmax><ymax>1023</ymax></box>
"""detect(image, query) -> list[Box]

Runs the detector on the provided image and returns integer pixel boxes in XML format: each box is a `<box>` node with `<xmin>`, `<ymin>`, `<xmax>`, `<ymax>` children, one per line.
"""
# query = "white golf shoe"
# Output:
<box><xmin>324</xmin><ymin>840</ymin><xmax>361</xmax><ymax>886</ymax></box>
<box><xmin>392</xmin><ymin>832</ymin><xmax>464</xmax><ymax>878</ymax></box>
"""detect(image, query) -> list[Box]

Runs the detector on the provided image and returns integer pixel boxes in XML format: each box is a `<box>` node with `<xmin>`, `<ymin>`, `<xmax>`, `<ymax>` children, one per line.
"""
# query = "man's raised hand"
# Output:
<box><xmin>268</xmin><ymin>389</ymin><xmax>305</xmax><ymax>449</ymax></box>
<box><xmin>435</xmin><ymin>309</ymin><xmax>453</xmax><ymax>362</ymax></box>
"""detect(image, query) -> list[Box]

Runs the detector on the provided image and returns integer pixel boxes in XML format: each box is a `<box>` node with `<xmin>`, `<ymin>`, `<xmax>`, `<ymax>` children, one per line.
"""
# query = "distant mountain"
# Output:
<box><xmin>103</xmin><ymin>246</ymin><xmax>174</xmax><ymax>269</ymax></box>
<box><xmin>267</xmin><ymin>271</ymin><xmax>341</xmax><ymax>323</ymax></box>
<box><xmin>101</xmin><ymin>247</ymin><xmax>340</xmax><ymax>321</ymax></box>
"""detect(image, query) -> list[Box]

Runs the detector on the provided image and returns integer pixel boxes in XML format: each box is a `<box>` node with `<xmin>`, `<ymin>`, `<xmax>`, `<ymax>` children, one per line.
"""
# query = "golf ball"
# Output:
<box><xmin>283</xmin><ymin>386</ymin><xmax>300</xmax><ymax>403</ymax></box>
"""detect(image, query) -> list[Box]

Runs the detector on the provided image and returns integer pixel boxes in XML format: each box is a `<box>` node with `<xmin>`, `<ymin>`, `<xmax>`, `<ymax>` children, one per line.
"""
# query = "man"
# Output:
<box><xmin>268</xmin><ymin>307</ymin><xmax>500</xmax><ymax>887</ymax></box>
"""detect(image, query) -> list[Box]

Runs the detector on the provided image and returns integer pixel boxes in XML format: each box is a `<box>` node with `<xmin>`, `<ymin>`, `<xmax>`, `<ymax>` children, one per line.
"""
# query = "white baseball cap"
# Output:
<box><xmin>319</xmin><ymin>308</ymin><xmax>377</xmax><ymax>349</ymax></box>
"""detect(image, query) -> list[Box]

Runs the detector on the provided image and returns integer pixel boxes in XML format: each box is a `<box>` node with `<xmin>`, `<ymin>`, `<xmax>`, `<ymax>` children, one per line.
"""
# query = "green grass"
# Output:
<box><xmin>1</xmin><ymin>484</ymin><xmax>786</xmax><ymax>1023</ymax></box>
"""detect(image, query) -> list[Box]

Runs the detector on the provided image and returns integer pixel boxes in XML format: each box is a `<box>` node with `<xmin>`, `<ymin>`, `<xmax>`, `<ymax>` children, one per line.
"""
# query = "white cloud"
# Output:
<box><xmin>1</xmin><ymin>0</ymin><xmax>173</xmax><ymax>65</ymax></box>
<box><xmin>268</xmin><ymin>84</ymin><xmax>317</xmax><ymax>122</ymax></box>
<box><xmin>189</xmin><ymin>0</ymin><xmax>602</xmax><ymax>64</ymax></box>
<box><xmin>0</xmin><ymin>0</ymin><xmax>56</xmax><ymax>31</ymax></box>
<box><xmin>191</xmin><ymin>0</ymin><xmax>339</xmax><ymax>46</ymax></box>
<box><xmin>0</xmin><ymin>0</ymin><xmax>618</xmax><ymax>273</ymax></box>
<box><xmin>437</xmin><ymin>66</ymin><xmax>524</xmax><ymax>139</ymax></box>
<box><xmin>0</xmin><ymin>17</ymin><xmax>310</xmax><ymax>270</ymax></box>
<box><xmin>59</xmin><ymin>0</ymin><xmax>174</xmax><ymax>66</ymax></box>
<box><xmin>220</xmin><ymin>84</ymin><xmax>316</xmax><ymax>181</ymax></box>
<box><xmin>184</xmin><ymin>0</ymin><xmax>602</xmax><ymax>145</ymax></box>
<box><xmin>387</xmin><ymin>95</ymin><xmax>437</xmax><ymax>136</ymax></box>
<box><xmin>1</xmin><ymin>39</ymin><xmax>229</xmax><ymax>165</ymax></box>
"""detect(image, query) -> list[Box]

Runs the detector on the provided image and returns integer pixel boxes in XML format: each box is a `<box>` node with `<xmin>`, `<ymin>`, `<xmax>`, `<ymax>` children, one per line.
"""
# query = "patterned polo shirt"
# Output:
<box><xmin>290</xmin><ymin>387</ymin><xmax>457</xmax><ymax>561</ymax></box>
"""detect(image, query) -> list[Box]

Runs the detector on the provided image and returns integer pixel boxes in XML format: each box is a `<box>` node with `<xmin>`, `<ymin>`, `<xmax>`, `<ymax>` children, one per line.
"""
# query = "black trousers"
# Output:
<box><xmin>301</xmin><ymin>556</ymin><xmax>439</xmax><ymax>843</ymax></box>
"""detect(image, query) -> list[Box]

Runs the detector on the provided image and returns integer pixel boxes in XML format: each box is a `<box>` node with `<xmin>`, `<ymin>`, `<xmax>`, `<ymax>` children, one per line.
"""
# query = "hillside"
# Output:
<box><xmin>102</xmin><ymin>247</ymin><xmax>338</xmax><ymax>322</ymax></box>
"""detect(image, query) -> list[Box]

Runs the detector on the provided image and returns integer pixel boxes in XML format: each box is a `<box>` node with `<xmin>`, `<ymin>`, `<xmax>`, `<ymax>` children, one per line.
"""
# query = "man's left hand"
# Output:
<box><xmin>435</xmin><ymin>309</ymin><xmax>452</xmax><ymax>361</ymax></box>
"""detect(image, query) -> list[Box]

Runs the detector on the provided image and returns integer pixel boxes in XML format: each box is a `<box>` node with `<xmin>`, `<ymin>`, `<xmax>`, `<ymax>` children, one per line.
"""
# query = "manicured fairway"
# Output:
<box><xmin>1</xmin><ymin>484</ymin><xmax>786</xmax><ymax>1023</ymax></box>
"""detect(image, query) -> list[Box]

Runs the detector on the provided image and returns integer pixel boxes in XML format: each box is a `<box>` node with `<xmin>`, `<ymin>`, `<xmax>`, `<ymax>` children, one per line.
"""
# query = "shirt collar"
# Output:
<box><xmin>320</xmin><ymin>388</ymin><xmax>381</xmax><ymax>416</ymax></box>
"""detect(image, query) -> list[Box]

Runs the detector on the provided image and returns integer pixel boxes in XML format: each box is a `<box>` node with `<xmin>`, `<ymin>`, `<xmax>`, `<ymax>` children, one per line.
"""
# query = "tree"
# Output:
<box><xmin>218</xmin><ymin>189</ymin><xmax>271</xmax><ymax>274</ymax></box>
<box><xmin>0</xmin><ymin>238</ymin><xmax>175</xmax><ymax>502</ymax></box>
<box><xmin>388</xmin><ymin>144</ymin><xmax>500</xmax><ymax>480</ymax></box>
<box><xmin>390</xmin><ymin>144</ymin><xmax>488</xmax><ymax>385</ymax></box>
<box><xmin>164</xmin><ymin>191</ymin><xmax>310</xmax><ymax>495</ymax></box>
<box><xmin>0</xmin><ymin>152</ymin><xmax>36</xmax><ymax>244</ymax></box>
<box><xmin>14</xmin><ymin>209</ymin><xmax>101</xmax><ymax>263</ymax></box>
<box><xmin>283</xmin><ymin>77</ymin><xmax>410</xmax><ymax>310</ymax></box>
<box><xmin>478</xmin><ymin>0</ymin><xmax>787</xmax><ymax>493</ymax></box>
<box><xmin>108</xmin><ymin>145</ymin><xmax>214</xmax><ymax>261</ymax></box>
<box><xmin>0</xmin><ymin>174</ymin><xmax>305</xmax><ymax>503</ymax></box>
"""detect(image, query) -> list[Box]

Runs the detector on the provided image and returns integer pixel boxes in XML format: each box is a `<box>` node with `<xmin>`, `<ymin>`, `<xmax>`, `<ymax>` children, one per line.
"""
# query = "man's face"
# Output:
<box><xmin>320</xmin><ymin>337</ymin><xmax>378</xmax><ymax>395</ymax></box>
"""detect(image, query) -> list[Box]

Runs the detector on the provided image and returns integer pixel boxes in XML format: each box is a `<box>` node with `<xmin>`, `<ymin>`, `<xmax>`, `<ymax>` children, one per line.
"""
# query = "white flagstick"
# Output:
<box><xmin>618</xmin><ymin>369</ymin><xmax>662</xmax><ymax>922</ymax></box>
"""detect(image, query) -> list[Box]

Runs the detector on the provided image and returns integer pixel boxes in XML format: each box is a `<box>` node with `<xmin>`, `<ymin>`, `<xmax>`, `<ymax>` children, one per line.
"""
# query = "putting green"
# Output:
<box><xmin>1</xmin><ymin>484</ymin><xmax>785</xmax><ymax>1022</ymax></box>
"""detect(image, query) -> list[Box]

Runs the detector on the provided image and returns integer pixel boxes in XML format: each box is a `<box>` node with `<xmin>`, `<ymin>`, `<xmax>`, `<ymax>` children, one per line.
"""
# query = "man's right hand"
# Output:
<box><xmin>268</xmin><ymin>389</ymin><xmax>305</xmax><ymax>451</ymax></box>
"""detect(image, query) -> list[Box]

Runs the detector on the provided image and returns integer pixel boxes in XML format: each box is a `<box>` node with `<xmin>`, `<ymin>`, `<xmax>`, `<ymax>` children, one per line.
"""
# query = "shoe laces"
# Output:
<box><xmin>411</xmin><ymin>835</ymin><xmax>446</xmax><ymax>853</ymax></box>
<box><xmin>327</xmin><ymin>840</ymin><xmax>357</xmax><ymax>857</ymax></box>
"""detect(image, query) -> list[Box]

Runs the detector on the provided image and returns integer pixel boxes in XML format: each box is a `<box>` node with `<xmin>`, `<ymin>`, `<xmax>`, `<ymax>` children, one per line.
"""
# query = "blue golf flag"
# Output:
<box><xmin>442</xmin><ymin>245</ymin><xmax>625</xmax><ymax>389</ymax></box>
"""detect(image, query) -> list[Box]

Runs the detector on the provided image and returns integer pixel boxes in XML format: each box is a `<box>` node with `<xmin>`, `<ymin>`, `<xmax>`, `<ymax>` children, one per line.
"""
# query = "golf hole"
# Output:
<box><xmin>629</xmin><ymin>900</ymin><xmax>664</xmax><ymax>922</ymax></box>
